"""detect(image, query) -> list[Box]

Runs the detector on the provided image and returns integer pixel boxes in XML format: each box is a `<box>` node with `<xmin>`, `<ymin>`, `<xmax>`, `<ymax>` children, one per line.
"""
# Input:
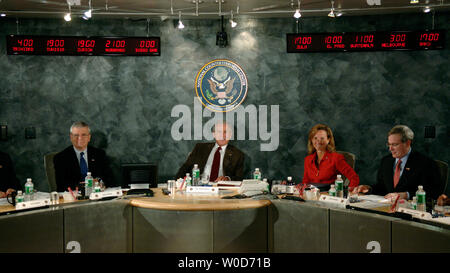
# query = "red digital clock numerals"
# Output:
<box><xmin>105</xmin><ymin>39</ymin><xmax>126</xmax><ymax>53</ymax></box>
<box><xmin>349</xmin><ymin>33</ymin><xmax>374</xmax><ymax>49</ymax></box>
<box><xmin>324</xmin><ymin>34</ymin><xmax>345</xmax><ymax>50</ymax></box>
<box><xmin>46</xmin><ymin>39</ymin><xmax>65</xmax><ymax>53</ymax></box>
<box><xmin>77</xmin><ymin>39</ymin><xmax>95</xmax><ymax>53</ymax></box>
<box><xmin>135</xmin><ymin>39</ymin><xmax>158</xmax><ymax>53</ymax></box>
<box><xmin>12</xmin><ymin>38</ymin><xmax>35</xmax><ymax>53</ymax></box>
<box><xmin>417</xmin><ymin>31</ymin><xmax>441</xmax><ymax>48</ymax></box>
<box><xmin>293</xmin><ymin>36</ymin><xmax>313</xmax><ymax>50</ymax></box>
<box><xmin>381</xmin><ymin>33</ymin><xmax>408</xmax><ymax>49</ymax></box>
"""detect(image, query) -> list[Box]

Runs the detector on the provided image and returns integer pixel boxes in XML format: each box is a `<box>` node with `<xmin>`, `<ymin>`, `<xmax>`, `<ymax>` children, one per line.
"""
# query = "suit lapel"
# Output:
<box><xmin>199</xmin><ymin>143</ymin><xmax>215</xmax><ymax>172</ymax></box>
<box><xmin>223</xmin><ymin>145</ymin><xmax>234</xmax><ymax>175</ymax></box>
<box><xmin>396</xmin><ymin>152</ymin><xmax>416</xmax><ymax>190</ymax></box>
<box><xmin>386</xmin><ymin>156</ymin><xmax>395</xmax><ymax>192</ymax></box>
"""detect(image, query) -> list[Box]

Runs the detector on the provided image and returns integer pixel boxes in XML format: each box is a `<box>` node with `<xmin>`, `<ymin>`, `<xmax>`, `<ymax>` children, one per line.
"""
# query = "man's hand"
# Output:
<box><xmin>352</xmin><ymin>185</ymin><xmax>371</xmax><ymax>194</ymax></box>
<box><xmin>215</xmin><ymin>176</ymin><xmax>231</xmax><ymax>182</ymax></box>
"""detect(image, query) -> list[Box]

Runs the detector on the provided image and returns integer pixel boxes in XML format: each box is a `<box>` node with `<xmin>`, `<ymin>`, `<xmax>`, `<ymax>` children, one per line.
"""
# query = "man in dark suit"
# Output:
<box><xmin>354</xmin><ymin>125</ymin><xmax>442</xmax><ymax>200</ymax></box>
<box><xmin>54</xmin><ymin>121</ymin><xmax>111</xmax><ymax>192</ymax></box>
<box><xmin>0</xmin><ymin>151</ymin><xmax>20</xmax><ymax>198</ymax></box>
<box><xmin>176</xmin><ymin>122</ymin><xmax>245</xmax><ymax>182</ymax></box>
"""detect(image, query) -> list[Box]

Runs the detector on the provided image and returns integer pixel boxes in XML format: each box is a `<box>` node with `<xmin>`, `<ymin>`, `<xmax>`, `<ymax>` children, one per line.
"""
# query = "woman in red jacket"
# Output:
<box><xmin>302</xmin><ymin>124</ymin><xmax>360</xmax><ymax>190</ymax></box>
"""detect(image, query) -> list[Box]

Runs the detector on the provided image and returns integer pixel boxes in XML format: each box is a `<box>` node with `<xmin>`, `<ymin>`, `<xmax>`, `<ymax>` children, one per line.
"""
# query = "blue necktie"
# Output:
<box><xmin>80</xmin><ymin>152</ymin><xmax>88</xmax><ymax>180</ymax></box>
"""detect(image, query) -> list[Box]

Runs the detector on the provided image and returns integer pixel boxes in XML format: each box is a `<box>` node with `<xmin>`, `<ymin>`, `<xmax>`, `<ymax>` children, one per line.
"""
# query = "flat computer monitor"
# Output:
<box><xmin>121</xmin><ymin>163</ymin><xmax>158</xmax><ymax>188</ymax></box>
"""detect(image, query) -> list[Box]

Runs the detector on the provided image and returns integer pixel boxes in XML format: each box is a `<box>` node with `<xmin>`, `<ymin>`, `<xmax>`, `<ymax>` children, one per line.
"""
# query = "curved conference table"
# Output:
<box><xmin>0</xmin><ymin>188</ymin><xmax>449</xmax><ymax>253</ymax></box>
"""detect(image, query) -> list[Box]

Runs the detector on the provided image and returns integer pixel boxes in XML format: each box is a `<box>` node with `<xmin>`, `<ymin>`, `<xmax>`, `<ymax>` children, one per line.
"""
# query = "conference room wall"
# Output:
<box><xmin>0</xmin><ymin>13</ymin><xmax>448</xmax><ymax>193</ymax></box>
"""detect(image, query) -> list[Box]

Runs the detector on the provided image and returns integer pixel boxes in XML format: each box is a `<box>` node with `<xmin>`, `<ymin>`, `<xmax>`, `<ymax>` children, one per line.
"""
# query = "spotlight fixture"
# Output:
<box><xmin>82</xmin><ymin>0</ymin><xmax>92</xmax><ymax>20</ymax></box>
<box><xmin>177</xmin><ymin>11</ymin><xmax>185</xmax><ymax>29</ymax></box>
<box><xmin>64</xmin><ymin>13</ymin><xmax>72</xmax><ymax>21</ymax></box>
<box><xmin>293</xmin><ymin>0</ymin><xmax>301</xmax><ymax>18</ymax></box>
<box><xmin>423</xmin><ymin>6</ymin><xmax>431</xmax><ymax>13</ymax></box>
<box><xmin>229</xmin><ymin>10</ymin><xmax>237</xmax><ymax>28</ymax></box>
<box><xmin>64</xmin><ymin>1</ymin><xmax>71</xmax><ymax>21</ymax></box>
<box><xmin>216</xmin><ymin>16</ymin><xmax>228</xmax><ymax>47</ymax></box>
<box><xmin>82</xmin><ymin>10</ymin><xmax>92</xmax><ymax>20</ymax></box>
<box><xmin>328</xmin><ymin>0</ymin><xmax>335</xmax><ymax>18</ymax></box>
<box><xmin>0</xmin><ymin>13</ymin><xmax>6</xmax><ymax>17</ymax></box>
<box><xmin>410</xmin><ymin>0</ymin><xmax>419</xmax><ymax>4</ymax></box>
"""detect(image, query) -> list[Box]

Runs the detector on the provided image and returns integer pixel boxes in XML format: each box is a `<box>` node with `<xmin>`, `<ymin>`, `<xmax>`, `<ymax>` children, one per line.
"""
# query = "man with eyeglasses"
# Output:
<box><xmin>353</xmin><ymin>125</ymin><xmax>442</xmax><ymax>200</ymax></box>
<box><xmin>54</xmin><ymin>121</ymin><xmax>111</xmax><ymax>192</ymax></box>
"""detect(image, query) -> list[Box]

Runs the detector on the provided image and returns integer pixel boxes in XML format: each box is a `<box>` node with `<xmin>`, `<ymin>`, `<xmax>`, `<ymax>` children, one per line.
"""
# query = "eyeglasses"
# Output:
<box><xmin>386</xmin><ymin>143</ymin><xmax>401</xmax><ymax>148</ymax></box>
<box><xmin>71</xmin><ymin>134</ymin><xmax>90</xmax><ymax>138</ymax></box>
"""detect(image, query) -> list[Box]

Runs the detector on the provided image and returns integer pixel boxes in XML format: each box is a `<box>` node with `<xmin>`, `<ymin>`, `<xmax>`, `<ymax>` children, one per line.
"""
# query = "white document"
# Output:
<box><xmin>357</xmin><ymin>194</ymin><xmax>390</xmax><ymax>203</ymax></box>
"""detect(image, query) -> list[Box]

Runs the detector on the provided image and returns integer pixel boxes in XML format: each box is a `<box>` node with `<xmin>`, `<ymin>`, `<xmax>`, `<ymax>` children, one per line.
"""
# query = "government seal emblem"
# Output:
<box><xmin>195</xmin><ymin>59</ymin><xmax>248</xmax><ymax>112</ymax></box>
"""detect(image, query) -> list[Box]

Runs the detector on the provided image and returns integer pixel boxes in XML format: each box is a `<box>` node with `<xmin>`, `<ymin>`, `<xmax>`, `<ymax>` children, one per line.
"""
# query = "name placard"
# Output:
<box><xmin>397</xmin><ymin>207</ymin><xmax>432</xmax><ymax>220</ymax></box>
<box><xmin>319</xmin><ymin>195</ymin><xmax>348</xmax><ymax>208</ymax></box>
<box><xmin>186</xmin><ymin>186</ymin><xmax>219</xmax><ymax>194</ymax></box>
<box><xmin>89</xmin><ymin>189</ymin><xmax>123</xmax><ymax>200</ymax></box>
<box><xmin>15</xmin><ymin>199</ymin><xmax>51</xmax><ymax>210</ymax></box>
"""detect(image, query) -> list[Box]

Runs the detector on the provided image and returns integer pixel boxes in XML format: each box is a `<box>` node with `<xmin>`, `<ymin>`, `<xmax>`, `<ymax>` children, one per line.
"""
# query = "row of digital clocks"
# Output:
<box><xmin>6</xmin><ymin>30</ymin><xmax>445</xmax><ymax>56</ymax></box>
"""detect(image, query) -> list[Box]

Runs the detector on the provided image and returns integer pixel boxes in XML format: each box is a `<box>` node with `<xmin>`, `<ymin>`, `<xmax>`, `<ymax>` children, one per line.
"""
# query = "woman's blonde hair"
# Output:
<box><xmin>307</xmin><ymin>124</ymin><xmax>336</xmax><ymax>155</ymax></box>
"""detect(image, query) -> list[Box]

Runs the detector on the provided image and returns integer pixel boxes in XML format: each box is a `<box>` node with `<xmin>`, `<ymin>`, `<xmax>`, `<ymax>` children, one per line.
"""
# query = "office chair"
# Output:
<box><xmin>435</xmin><ymin>160</ymin><xmax>449</xmax><ymax>195</ymax></box>
<box><xmin>44</xmin><ymin>152</ymin><xmax>58</xmax><ymax>192</ymax></box>
<box><xmin>337</xmin><ymin>151</ymin><xmax>356</xmax><ymax>187</ymax></box>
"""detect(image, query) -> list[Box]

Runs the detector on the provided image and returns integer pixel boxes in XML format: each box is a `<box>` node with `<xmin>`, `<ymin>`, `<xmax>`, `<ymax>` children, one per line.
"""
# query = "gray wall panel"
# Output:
<box><xmin>63</xmin><ymin>200</ymin><xmax>132</xmax><ymax>253</ymax></box>
<box><xmin>213</xmin><ymin>207</ymin><xmax>268</xmax><ymax>253</ymax></box>
<box><xmin>0</xmin><ymin>208</ymin><xmax>63</xmax><ymax>253</ymax></box>
<box><xmin>270</xmin><ymin>200</ymin><xmax>329</xmax><ymax>253</ymax></box>
<box><xmin>133</xmin><ymin>207</ymin><xmax>213</xmax><ymax>253</ymax></box>
<box><xmin>392</xmin><ymin>220</ymin><xmax>450</xmax><ymax>253</ymax></box>
<box><xmin>329</xmin><ymin>208</ymin><xmax>393</xmax><ymax>253</ymax></box>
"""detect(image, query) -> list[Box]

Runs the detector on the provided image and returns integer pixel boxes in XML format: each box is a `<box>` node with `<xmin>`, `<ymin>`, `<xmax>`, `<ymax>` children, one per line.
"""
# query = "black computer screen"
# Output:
<box><xmin>121</xmin><ymin>163</ymin><xmax>158</xmax><ymax>188</ymax></box>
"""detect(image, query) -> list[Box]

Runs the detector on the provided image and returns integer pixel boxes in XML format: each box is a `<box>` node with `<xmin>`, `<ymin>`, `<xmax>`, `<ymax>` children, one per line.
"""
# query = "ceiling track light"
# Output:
<box><xmin>64</xmin><ymin>1</ymin><xmax>72</xmax><ymax>21</ymax></box>
<box><xmin>178</xmin><ymin>11</ymin><xmax>184</xmax><ymax>29</ymax></box>
<box><xmin>328</xmin><ymin>0</ymin><xmax>336</xmax><ymax>17</ymax></box>
<box><xmin>83</xmin><ymin>0</ymin><xmax>92</xmax><ymax>20</ymax></box>
<box><xmin>293</xmin><ymin>0</ymin><xmax>301</xmax><ymax>18</ymax></box>
<box><xmin>229</xmin><ymin>10</ymin><xmax>237</xmax><ymax>28</ymax></box>
<box><xmin>410</xmin><ymin>0</ymin><xmax>419</xmax><ymax>4</ymax></box>
<box><xmin>423</xmin><ymin>6</ymin><xmax>431</xmax><ymax>13</ymax></box>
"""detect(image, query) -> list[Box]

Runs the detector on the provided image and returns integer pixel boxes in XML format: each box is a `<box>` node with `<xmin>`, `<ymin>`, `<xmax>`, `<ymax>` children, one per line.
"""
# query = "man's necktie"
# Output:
<box><xmin>209</xmin><ymin>147</ymin><xmax>222</xmax><ymax>182</ymax></box>
<box><xmin>80</xmin><ymin>152</ymin><xmax>88</xmax><ymax>180</ymax></box>
<box><xmin>393</xmin><ymin>159</ymin><xmax>402</xmax><ymax>188</ymax></box>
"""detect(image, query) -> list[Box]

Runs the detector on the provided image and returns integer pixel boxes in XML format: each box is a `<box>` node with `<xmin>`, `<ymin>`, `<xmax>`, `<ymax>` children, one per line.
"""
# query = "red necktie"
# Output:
<box><xmin>209</xmin><ymin>147</ymin><xmax>222</xmax><ymax>182</ymax></box>
<box><xmin>393</xmin><ymin>159</ymin><xmax>402</xmax><ymax>188</ymax></box>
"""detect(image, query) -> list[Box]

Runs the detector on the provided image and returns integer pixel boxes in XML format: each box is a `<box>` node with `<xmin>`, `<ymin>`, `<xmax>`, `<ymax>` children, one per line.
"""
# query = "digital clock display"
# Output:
<box><xmin>6</xmin><ymin>35</ymin><xmax>160</xmax><ymax>56</ymax></box>
<box><xmin>287</xmin><ymin>30</ymin><xmax>445</xmax><ymax>53</ymax></box>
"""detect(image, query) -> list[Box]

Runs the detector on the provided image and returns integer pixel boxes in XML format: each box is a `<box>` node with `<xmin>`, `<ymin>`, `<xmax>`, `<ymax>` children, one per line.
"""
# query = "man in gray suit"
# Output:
<box><xmin>176</xmin><ymin>122</ymin><xmax>245</xmax><ymax>182</ymax></box>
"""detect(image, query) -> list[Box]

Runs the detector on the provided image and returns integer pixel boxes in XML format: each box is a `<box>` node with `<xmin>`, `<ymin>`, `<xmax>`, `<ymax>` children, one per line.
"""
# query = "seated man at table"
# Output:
<box><xmin>353</xmin><ymin>125</ymin><xmax>442</xmax><ymax>200</ymax></box>
<box><xmin>0</xmin><ymin>151</ymin><xmax>21</xmax><ymax>198</ymax></box>
<box><xmin>175</xmin><ymin>122</ymin><xmax>245</xmax><ymax>182</ymax></box>
<box><xmin>54</xmin><ymin>121</ymin><xmax>112</xmax><ymax>192</ymax></box>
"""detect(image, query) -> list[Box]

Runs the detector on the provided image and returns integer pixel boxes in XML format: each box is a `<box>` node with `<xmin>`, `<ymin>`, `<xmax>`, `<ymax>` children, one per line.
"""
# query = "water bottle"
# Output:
<box><xmin>329</xmin><ymin>184</ymin><xmax>336</xmax><ymax>197</ymax></box>
<box><xmin>15</xmin><ymin>190</ymin><xmax>24</xmax><ymax>204</ymax></box>
<box><xmin>94</xmin><ymin>180</ymin><xmax>101</xmax><ymax>193</ymax></box>
<box><xmin>192</xmin><ymin>164</ymin><xmax>200</xmax><ymax>186</ymax></box>
<box><xmin>85</xmin><ymin>172</ymin><xmax>93</xmax><ymax>197</ymax></box>
<box><xmin>262</xmin><ymin>178</ymin><xmax>269</xmax><ymax>192</ymax></box>
<box><xmin>185</xmin><ymin>173</ymin><xmax>192</xmax><ymax>187</ymax></box>
<box><xmin>286</xmin><ymin>176</ymin><xmax>294</xmax><ymax>195</ymax></box>
<box><xmin>335</xmin><ymin>174</ymin><xmax>344</xmax><ymax>198</ymax></box>
<box><xmin>416</xmin><ymin>185</ymin><xmax>426</xmax><ymax>211</ymax></box>
<box><xmin>411</xmin><ymin>196</ymin><xmax>417</xmax><ymax>210</ymax></box>
<box><xmin>24</xmin><ymin>178</ymin><xmax>34</xmax><ymax>202</ymax></box>
<box><xmin>253</xmin><ymin>168</ymin><xmax>261</xmax><ymax>180</ymax></box>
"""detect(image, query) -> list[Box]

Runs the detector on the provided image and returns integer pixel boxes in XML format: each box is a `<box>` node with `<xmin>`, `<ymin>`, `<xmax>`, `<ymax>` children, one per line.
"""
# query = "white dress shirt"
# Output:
<box><xmin>202</xmin><ymin>144</ymin><xmax>227</xmax><ymax>180</ymax></box>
